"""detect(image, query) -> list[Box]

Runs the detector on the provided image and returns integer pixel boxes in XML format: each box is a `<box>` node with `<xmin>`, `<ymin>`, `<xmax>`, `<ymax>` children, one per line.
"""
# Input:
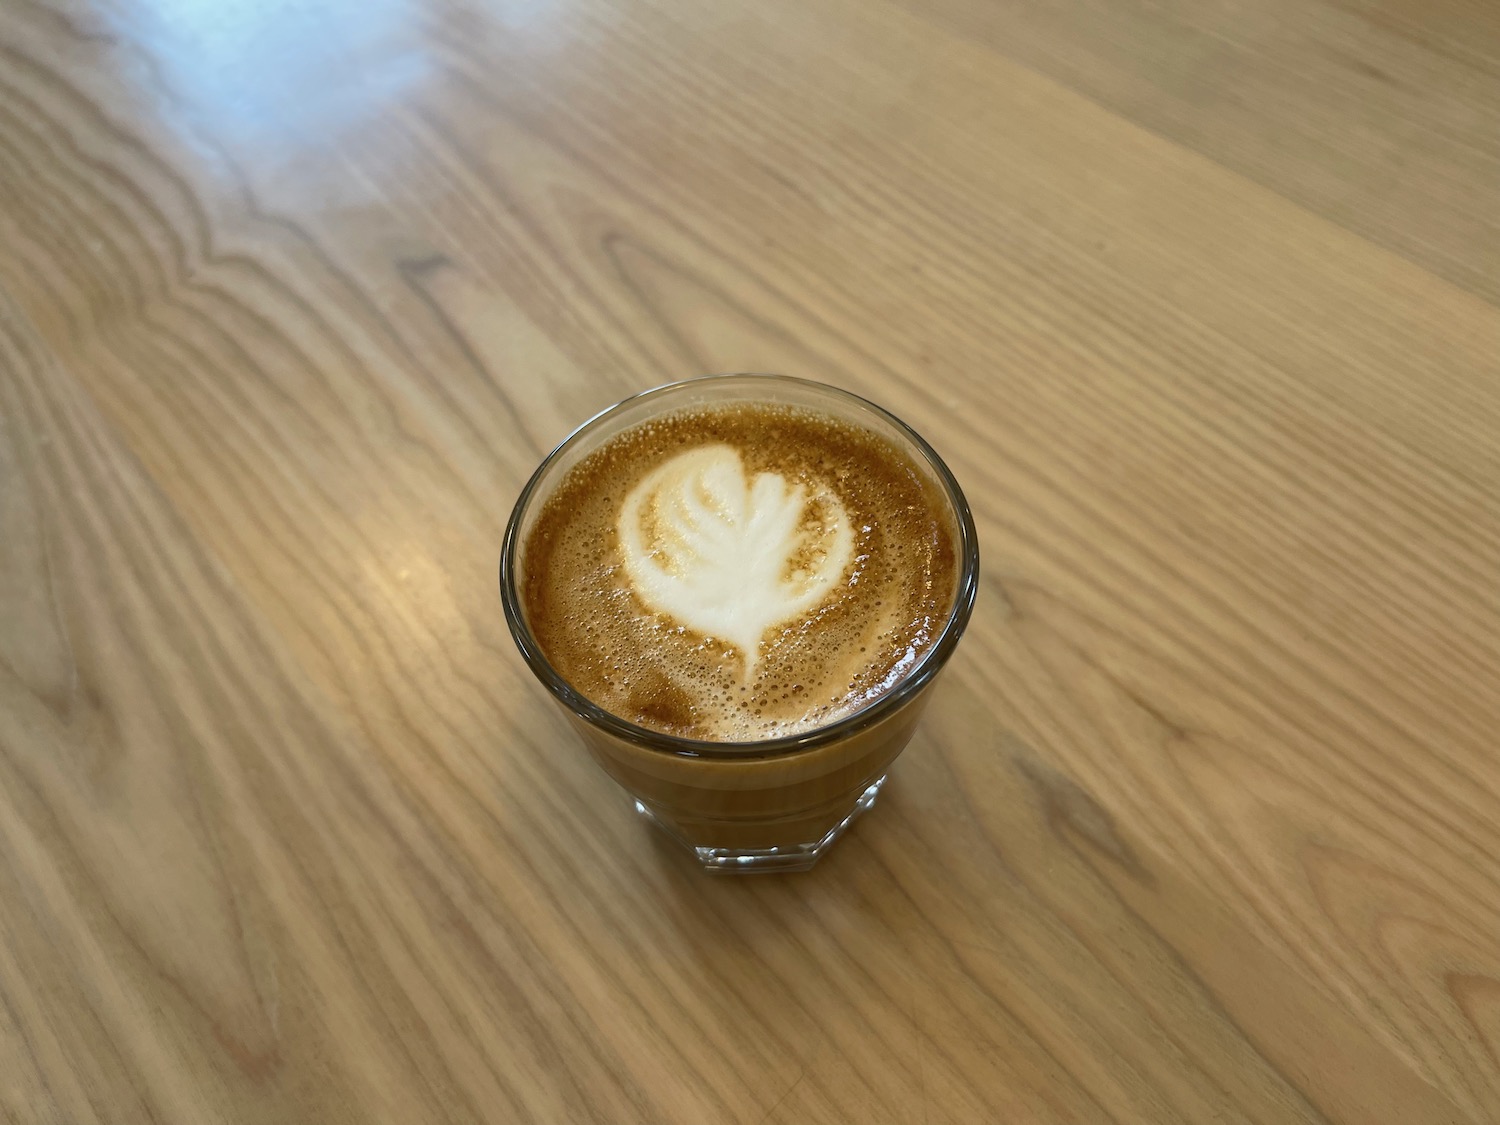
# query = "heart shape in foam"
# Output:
<box><xmin>617</xmin><ymin>444</ymin><xmax>855</xmax><ymax>676</ymax></box>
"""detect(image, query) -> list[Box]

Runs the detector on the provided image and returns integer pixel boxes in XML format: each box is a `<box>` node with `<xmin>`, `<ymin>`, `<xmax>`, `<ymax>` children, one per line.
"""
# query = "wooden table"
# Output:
<box><xmin>3</xmin><ymin>0</ymin><xmax>1499</xmax><ymax>1120</ymax></box>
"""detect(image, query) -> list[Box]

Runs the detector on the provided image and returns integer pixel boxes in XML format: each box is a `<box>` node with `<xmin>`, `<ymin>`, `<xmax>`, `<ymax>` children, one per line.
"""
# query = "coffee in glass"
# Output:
<box><xmin>500</xmin><ymin>374</ymin><xmax>978</xmax><ymax>872</ymax></box>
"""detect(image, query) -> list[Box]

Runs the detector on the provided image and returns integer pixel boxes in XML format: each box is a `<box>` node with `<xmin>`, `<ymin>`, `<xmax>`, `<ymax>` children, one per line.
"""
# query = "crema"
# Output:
<box><xmin>521</xmin><ymin>401</ymin><xmax>958</xmax><ymax>741</ymax></box>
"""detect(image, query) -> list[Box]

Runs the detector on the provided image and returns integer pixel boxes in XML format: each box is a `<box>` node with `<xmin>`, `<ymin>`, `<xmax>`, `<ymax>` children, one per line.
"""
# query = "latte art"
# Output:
<box><xmin>521</xmin><ymin>401</ymin><xmax>958</xmax><ymax>740</ymax></box>
<box><xmin>617</xmin><ymin>445</ymin><xmax>854</xmax><ymax>675</ymax></box>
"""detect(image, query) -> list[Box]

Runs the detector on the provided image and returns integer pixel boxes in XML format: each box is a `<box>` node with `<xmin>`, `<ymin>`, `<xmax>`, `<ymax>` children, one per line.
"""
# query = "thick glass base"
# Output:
<box><xmin>634</xmin><ymin>775</ymin><xmax>887</xmax><ymax>873</ymax></box>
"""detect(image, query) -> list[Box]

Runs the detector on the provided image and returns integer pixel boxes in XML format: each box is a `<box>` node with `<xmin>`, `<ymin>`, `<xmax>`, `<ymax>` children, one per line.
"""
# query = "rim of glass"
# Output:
<box><xmin>499</xmin><ymin>373</ymin><xmax>980</xmax><ymax>760</ymax></box>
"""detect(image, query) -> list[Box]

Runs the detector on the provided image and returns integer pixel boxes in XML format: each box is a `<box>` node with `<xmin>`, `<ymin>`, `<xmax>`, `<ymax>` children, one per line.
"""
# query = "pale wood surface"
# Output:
<box><xmin>2</xmin><ymin>0</ymin><xmax>1499</xmax><ymax>1120</ymax></box>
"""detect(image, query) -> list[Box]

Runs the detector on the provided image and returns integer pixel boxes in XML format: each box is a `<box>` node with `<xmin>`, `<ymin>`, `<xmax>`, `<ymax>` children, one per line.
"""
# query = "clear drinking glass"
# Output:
<box><xmin>500</xmin><ymin>375</ymin><xmax>980</xmax><ymax>872</ymax></box>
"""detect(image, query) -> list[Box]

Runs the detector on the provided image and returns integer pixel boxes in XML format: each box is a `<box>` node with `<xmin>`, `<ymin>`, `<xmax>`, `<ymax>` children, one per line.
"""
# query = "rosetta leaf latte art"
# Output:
<box><xmin>617</xmin><ymin>444</ymin><xmax>855</xmax><ymax>676</ymax></box>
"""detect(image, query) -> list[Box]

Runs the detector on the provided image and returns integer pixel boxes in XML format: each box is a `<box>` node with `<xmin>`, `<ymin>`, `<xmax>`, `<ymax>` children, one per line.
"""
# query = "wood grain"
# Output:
<box><xmin>2</xmin><ymin>0</ymin><xmax>1499</xmax><ymax>1120</ymax></box>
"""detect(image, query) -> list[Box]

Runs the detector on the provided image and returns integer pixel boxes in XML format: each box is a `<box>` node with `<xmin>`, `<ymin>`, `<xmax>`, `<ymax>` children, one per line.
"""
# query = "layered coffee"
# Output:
<box><xmin>521</xmin><ymin>401</ymin><xmax>959</xmax><ymax>741</ymax></box>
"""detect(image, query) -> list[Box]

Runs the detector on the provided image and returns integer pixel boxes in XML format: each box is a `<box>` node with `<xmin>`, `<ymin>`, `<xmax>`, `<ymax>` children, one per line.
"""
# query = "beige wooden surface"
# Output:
<box><xmin>3</xmin><ymin>0</ymin><xmax>1500</xmax><ymax>1120</ymax></box>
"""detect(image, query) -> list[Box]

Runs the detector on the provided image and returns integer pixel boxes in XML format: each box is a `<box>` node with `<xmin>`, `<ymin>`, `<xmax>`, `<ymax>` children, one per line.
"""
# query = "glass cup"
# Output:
<box><xmin>500</xmin><ymin>374</ymin><xmax>980</xmax><ymax>872</ymax></box>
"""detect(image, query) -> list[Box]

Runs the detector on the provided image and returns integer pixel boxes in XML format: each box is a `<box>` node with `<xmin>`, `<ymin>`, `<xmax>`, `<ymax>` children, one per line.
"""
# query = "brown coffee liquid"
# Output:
<box><xmin>521</xmin><ymin>402</ymin><xmax>958</xmax><ymax>741</ymax></box>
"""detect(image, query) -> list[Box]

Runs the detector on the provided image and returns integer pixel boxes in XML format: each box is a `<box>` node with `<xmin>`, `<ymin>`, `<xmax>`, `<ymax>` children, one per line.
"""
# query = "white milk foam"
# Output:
<box><xmin>617</xmin><ymin>444</ymin><xmax>854</xmax><ymax>676</ymax></box>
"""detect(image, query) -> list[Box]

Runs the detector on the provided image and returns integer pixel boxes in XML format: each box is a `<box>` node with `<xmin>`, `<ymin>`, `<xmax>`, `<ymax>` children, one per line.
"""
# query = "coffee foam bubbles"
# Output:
<box><xmin>521</xmin><ymin>401</ymin><xmax>958</xmax><ymax>741</ymax></box>
<box><xmin>617</xmin><ymin>444</ymin><xmax>854</xmax><ymax>676</ymax></box>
